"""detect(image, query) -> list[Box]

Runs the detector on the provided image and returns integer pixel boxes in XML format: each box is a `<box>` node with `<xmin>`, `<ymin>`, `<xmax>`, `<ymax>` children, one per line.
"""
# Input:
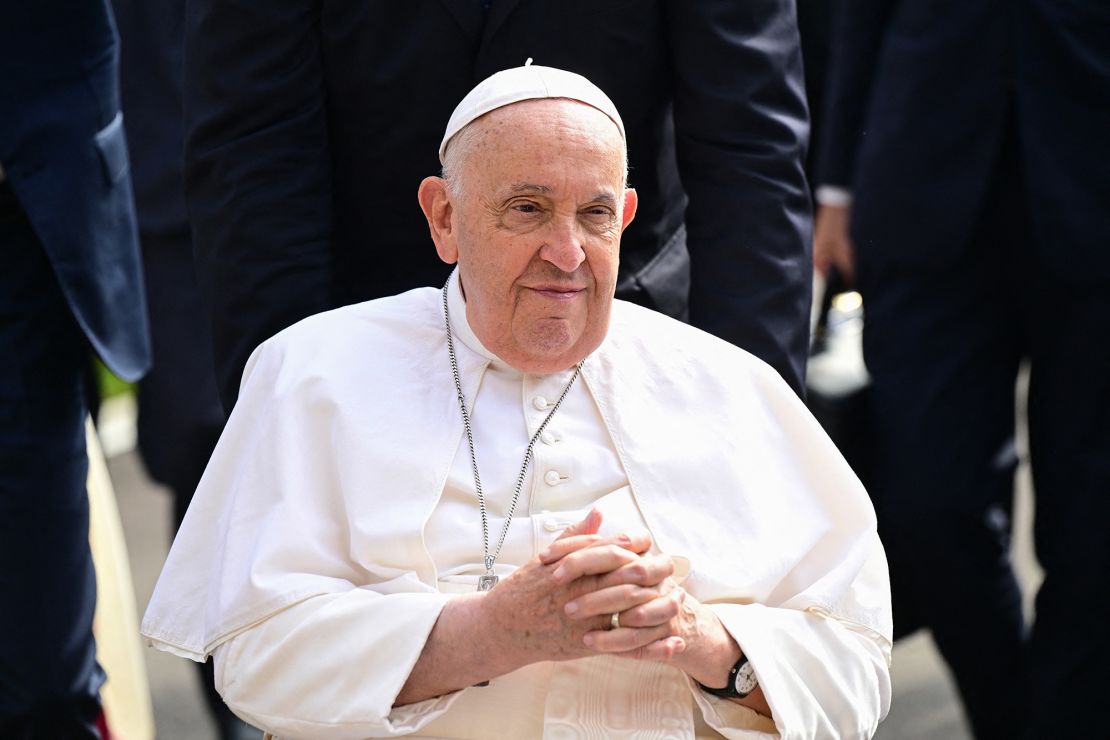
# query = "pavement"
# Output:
<box><xmin>104</xmin><ymin>385</ymin><xmax>1042</xmax><ymax>739</ymax></box>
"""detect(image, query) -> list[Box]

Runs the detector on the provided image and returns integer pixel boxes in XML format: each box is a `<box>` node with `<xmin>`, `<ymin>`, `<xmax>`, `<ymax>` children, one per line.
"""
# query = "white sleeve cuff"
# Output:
<box><xmin>815</xmin><ymin>186</ymin><xmax>854</xmax><ymax>207</ymax></box>
<box><xmin>687</xmin><ymin>672</ymin><xmax>780</xmax><ymax>738</ymax></box>
<box><xmin>706</xmin><ymin>603</ymin><xmax>891</xmax><ymax>740</ymax></box>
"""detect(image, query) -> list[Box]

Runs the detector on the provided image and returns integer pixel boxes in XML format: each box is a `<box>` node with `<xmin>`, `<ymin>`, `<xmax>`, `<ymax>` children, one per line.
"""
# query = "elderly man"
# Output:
<box><xmin>143</xmin><ymin>65</ymin><xmax>891</xmax><ymax>739</ymax></box>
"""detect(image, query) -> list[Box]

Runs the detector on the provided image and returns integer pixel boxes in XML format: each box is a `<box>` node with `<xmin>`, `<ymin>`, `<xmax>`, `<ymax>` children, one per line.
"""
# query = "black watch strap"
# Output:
<box><xmin>696</xmin><ymin>653</ymin><xmax>754</xmax><ymax>699</ymax></box>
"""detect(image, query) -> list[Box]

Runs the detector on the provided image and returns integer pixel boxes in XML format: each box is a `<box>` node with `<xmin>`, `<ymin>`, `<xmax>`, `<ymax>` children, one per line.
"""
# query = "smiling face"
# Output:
<box><xmin>419</xmin><ymin>98</ymin><xmax>637</xmax><ymax>373</ymax></box>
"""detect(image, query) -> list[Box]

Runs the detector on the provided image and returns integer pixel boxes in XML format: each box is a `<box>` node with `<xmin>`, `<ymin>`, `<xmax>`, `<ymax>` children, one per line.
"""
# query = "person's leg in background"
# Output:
<box><xmin>1023</xmin><ymin>268</ymin><xmax>1110</xmax><ymax>737</ymax></box>
<box><xmin>0</xmin><ymin>183</ymin><xmax>104</xmax><ymax>738</ymax></box>
<box><xmin>135</xmin><ymin>231</ymin><xmax>224</xmax><ymax>534</ymax></box>
<box><xmin>863</xmin><ymin>258</ymin><xmax>1026</xmax><ymax>739</ymax></box>
<box><xmin>858</xmin><ymin>131</ymin><xmax>1029</xmax><ymax>739</ymax></box>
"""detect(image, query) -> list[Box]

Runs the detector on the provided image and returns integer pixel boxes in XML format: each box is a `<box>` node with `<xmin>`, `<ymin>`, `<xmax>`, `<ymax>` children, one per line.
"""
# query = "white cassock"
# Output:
<box><xmin>142</xmin><ymin>270</ymin><xmax>893</xmax><ymax>739</ymax></box>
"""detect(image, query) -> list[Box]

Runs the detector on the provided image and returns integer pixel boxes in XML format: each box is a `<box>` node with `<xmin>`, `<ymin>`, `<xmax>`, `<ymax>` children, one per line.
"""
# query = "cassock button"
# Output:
<box><xmin>532</xmin><ymin>396</ymin><xmax>549</xmax><ymax>410</ymax></box>
<box><xmin>544</xmin><ymin>470</ymin><xmax>562</xmax><ymax>486</ymax></box>
<box><xmin>543</xmin><ymin>518</ymin><xmax>560</xmax><ymax>532</ymax></box>
<box><xmin>540</xmin><ymin>431</ymin><xmax>557</xmax><ymax>445</ymax></box>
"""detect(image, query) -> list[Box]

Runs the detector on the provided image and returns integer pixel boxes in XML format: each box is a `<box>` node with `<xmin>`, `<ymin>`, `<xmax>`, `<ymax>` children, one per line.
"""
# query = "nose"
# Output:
<box><xmin>539</xmin><ymin>216</ymin><xmax>587</xmax><ymax>273</ymax></box>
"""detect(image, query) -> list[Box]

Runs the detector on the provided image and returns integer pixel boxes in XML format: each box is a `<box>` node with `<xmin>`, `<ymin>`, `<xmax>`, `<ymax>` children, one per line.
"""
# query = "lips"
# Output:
<box><xmin>529</xmin><ymin>285</ymin><xmax>586</xmax><ymax>300</ymax></box>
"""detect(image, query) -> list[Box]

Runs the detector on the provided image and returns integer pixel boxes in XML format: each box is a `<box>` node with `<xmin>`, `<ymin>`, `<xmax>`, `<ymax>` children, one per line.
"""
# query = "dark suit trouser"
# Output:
<box><xmin>0</xmin><ymin>185</ymin><xmax>104</xmax><ymax>738</ymax></box>
<box><xmin>859</xmin><ymin>129</ymin><xmax>1110</xmax><ymax>738</ymax></box>
<box><xmin>136</xmin><ymin>232</ymin><xmax>224</xmax><ymax>515</ymax></box>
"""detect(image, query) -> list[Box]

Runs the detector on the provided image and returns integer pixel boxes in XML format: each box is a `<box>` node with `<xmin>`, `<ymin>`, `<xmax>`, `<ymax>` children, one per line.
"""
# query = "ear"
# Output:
<box><xmin>418</xmin><ymin>176</ymin><xmax>458</xmax><ymax>264</ymax></box>
<box><xmin>620</xmin><ymin>188</ymin><xmax>638</xmax><ymax>232</ymax></box>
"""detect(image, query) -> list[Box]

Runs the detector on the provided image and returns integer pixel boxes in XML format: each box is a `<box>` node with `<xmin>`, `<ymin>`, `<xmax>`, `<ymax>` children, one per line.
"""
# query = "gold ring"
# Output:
<box><xmin>609</xmin><ymin>612</ymin><xmax>621</xmax><ymax>630</ymax></box>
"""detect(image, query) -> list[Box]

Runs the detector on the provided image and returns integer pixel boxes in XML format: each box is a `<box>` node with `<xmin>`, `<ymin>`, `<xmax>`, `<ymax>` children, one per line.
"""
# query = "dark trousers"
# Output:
<box><xmin>859</xmin><ymin>125</ymin><xmax>1110</xmax><ymax>738</ymax></box>
<box><xmin>0</xmin><ymin>183</ymin><xmax>104</xmax><ymax>739</ymax></box>
<box><xmin>136</xmin><ymin>232</ymin><xmax>225</xmax><ymax>512</ymax></box>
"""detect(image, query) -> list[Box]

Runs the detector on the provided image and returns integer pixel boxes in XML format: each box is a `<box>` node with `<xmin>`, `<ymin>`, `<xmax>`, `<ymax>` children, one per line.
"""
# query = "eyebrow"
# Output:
<box><xmin>508</xmin><ymin>183</ymin><xmax>551</xmax><ymax>194</ymax></box>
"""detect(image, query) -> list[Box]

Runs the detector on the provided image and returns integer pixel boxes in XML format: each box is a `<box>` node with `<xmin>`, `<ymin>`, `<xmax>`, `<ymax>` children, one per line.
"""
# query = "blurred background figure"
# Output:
<box><xmin>183</xmin><ymin>0</ymin><xmax>814</xmax><ymax>412</ymax></box>
<box><xmin>814</xmin><ymin>2</ymin><xmax>1110</xmax><ymax>737</ymax></box>
<box><xmin>796</xmin><ymin>0</ymin><xmax>834</xmax><ymax>179</ymax></box>
<box><xmin>108</xmin><ymin>0</ymin><xmax>249</xmax><ymax>737</ymax></box>
<box><xmin>0</xmin><ymin>3</ymin><xmax>151</xmax><ymax>737</ymax></box>
<box><xmin>795</xmin><ymin>0</ymin><xmax>878</xmax><ymax>491</ymax></box>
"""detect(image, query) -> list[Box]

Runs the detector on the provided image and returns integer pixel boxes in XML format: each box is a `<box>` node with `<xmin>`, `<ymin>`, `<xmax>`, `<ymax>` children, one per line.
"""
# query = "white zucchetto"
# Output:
<box><xmin>438</xmin><ymin>59</ymin><xmax>626</xmax><ymax>164</ymax></box>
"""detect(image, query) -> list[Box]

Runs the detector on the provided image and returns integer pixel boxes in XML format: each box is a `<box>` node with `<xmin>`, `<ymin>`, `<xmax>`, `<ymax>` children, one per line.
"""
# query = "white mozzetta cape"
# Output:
<box><xmin>142</xmin><ymin>287</ymin><xmax>892</xmax><ymax>739</ymax></box>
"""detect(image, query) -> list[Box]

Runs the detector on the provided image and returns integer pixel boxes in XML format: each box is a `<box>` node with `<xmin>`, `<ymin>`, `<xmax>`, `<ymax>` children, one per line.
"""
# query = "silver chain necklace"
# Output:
<box><xmin>442</xmin><ymin>280</ymin><xmax>582</xmax><ymax>591</ymax></box>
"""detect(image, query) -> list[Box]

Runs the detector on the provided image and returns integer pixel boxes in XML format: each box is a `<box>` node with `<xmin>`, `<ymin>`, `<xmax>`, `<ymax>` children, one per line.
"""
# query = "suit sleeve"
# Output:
<box><xmin>815</xmin><ymin>0</ymin><xmax>899</xmax><ymax>188</ymax></box>
<box><xmin>184</xmin><ymin>0</ymin><xmax>335</xmax><ymax>411</ymax></box>
<box><xmin>665</xmin><ymin>0</ymin><xmax>813</xmax><ymax>398</ymax></box>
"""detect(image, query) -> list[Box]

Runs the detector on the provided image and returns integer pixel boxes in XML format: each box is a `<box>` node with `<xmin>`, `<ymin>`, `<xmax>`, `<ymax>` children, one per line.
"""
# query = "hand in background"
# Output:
<box><xmin>814</xmin><ymin>204</ymin><xmax>856</xmax><ymax>285</ymax></box>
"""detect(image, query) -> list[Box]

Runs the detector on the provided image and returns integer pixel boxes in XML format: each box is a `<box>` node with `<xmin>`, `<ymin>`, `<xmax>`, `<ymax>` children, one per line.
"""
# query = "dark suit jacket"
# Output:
<box><xmin>0</xmin><ymin>2</ymin><xmax>151</xmax><ymax>382</ymax></box>
<box><xmin>797</xmin><ymin>0</ymin><xmax>836</xmax><ymax>179</ymax></box>
<box><xmin>818</xmin><ymin>0</ymin><xmax>1110</xmax><ymax>279</ymax></box>
<box><xmin>111</xmin><ymin>0</ymin><xmax>228</xmax><ymax>497</ymax></box>
<box><xmin>112</xmin><ymin>0</ymin><xmax>189</xmax><ymax>240</ymax></box>
<box><xmin>184</xmin><ymin>0</ymin><xmax>813</xmax><ymax>409</ymax></box>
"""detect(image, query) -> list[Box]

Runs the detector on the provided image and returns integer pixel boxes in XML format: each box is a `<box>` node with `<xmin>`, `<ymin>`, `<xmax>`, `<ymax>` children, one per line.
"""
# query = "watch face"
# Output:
<box><xmin>734</xmin><ymin>663</ymin><xmax>759</xmax><ymax>696</ymax></box>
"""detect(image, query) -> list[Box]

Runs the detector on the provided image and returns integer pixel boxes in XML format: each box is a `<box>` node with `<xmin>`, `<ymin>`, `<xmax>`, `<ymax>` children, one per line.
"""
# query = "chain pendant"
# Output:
<box><xmin>443</xmin><ymin>277</ymin><xmax>576</xmax><ymax>605</ymax></box>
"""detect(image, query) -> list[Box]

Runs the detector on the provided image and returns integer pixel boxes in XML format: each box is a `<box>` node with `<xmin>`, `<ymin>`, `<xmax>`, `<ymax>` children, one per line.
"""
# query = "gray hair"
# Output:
<box><xmin>440</xmin><ymin>123</ymin><xmax>483</xmax><ymax>198</ymax></box>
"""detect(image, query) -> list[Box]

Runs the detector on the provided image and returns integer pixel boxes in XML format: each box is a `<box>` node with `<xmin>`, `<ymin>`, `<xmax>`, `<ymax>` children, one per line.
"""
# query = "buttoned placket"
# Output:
<box><xmin>523</xmin><ymin>371</ymin><xmax>580</xmax><ymax>550</ymax></box>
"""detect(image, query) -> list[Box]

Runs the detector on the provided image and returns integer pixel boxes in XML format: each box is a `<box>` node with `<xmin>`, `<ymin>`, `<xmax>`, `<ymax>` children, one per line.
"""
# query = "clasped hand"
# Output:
<box><xmin>396</xmin><ymin>508</ymin><xmax>744</xmax><ymax>706</ymax></box>
<box><xmin>480</xmin><ymin>509</ymin><xmax>721</xmax><ymax>675</ymax></box>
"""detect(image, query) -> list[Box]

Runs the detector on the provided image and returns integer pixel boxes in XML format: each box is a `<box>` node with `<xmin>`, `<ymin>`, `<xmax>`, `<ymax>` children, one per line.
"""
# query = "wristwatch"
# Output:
<box><xmin>697</xmin><ymin>653</ymin><xmax>758</xmax><ymax>699</ymax></box>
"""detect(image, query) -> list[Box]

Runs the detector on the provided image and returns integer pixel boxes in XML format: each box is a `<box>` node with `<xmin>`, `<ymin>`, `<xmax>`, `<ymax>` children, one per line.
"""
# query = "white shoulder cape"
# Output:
<box><xmin>142</xmin><ymin>285</ymin><xmax>891</xmax><ymax>672</ymax></box>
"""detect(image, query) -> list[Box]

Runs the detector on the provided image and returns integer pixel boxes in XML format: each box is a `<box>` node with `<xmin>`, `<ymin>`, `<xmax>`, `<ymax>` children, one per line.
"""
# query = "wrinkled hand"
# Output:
<box><xmin>538</xmin><ymin>520</ymin><xmax>687</xmax><ymax>661</ymax></box>
<box><xmin>399</xmin><ymin>510</ymin><xmax>735</xmax><ymax>706</ymax></box>
<box><xmin>539</xmin><ymin>515</ymin><xmax>740</xmax><ymax>688</ymax></box>
<box><xmin>814</xmin><ymin>203</ymin><xmax>856</xmax><ymax>285</ymax></box>
<box><xmin>478</xmin><ymin>509</ymin><xmax>679</xmax><ymax>666</ymax></box>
